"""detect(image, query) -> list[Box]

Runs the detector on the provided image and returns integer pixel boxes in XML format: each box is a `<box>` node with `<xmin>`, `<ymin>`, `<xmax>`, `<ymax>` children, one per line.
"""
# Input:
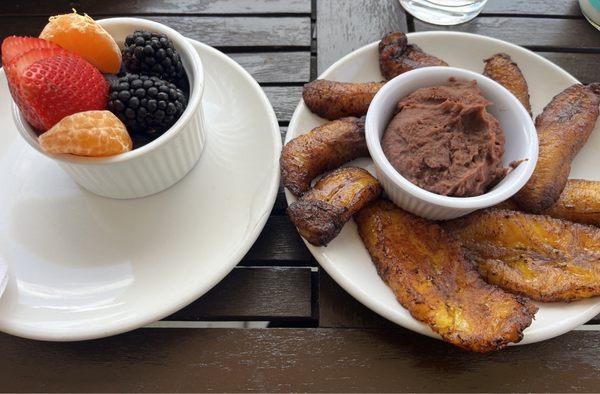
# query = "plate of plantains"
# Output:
<box><xmin>282</xmin><ymin>31</ymin><xmax>600</xmax><ymax>353</ymax></box>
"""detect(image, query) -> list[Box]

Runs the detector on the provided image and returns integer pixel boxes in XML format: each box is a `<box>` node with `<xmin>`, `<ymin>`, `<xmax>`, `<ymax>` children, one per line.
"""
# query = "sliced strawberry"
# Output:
<box><xmin>5</xmin><ymin>47</ymin><xmax>66</xmax><ymax>80</ymax></box>
<box><xmin>5</xmin><ymin>47</ymin><xmax>68</xmax><ymax>130</ymax></box>
<box><xmin>17</xmin><ymin>53</ymin><xmax>109</xmax><ymax>131</ymax></box>
<box><xmin>1</xmin><ymin>36</ymin><xmax>62</xmax><ymax>68</ymax></box>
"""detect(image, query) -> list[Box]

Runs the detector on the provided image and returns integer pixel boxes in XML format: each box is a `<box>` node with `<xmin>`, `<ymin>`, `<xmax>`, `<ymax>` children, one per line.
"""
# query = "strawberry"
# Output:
<box><xmin>1</xmin><ymin>36</ymin><xmax>62</xmax><ymax>67</ymax></box>
<box><xmin>10</xmin><ymin>53</ymin><xmax>109</xmax><ymax>131</ymax></box>
<box><xmin>5</xmin><ymin>47</ymin><xmax>66</xmax><ymax>83</ymax></box>
<box><xmin>5</xmin><ymin>47</ymin><xmax>68</xmax><ymax>130</ymax></box>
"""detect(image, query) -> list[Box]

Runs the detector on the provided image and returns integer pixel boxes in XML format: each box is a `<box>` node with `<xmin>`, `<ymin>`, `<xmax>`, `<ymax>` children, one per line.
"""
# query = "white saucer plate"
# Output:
<box><xmin>0</xmin><ymin>40</ymin><xmax>281</xmax><ymax>341</ymax></box>
<box><xmin>286</xmin><ymin>31</ymin><xmax>600</xmax><ymax>345</ymax></box>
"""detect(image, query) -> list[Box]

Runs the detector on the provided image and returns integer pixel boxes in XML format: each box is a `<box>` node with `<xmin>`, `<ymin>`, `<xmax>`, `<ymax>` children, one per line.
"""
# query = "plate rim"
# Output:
<box><xmin>285</xmin><ymin>31</ymin><xmax>600</xmax><ymax>345</ymax></box>
<box><xmin>0</xmin><ymin>38</ymin><xmax>282</xmax><ymax>341</ymax></box>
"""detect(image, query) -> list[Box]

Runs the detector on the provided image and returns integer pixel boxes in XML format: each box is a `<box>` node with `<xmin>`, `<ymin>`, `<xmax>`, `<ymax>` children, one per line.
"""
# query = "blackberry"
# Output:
<box><xmin>122</xmin><ymin>30</ymin><xmax>186</xmax><ymax>88</ymax></box>
<box><xmin>107</xmin><ymin>73</ymin><xmax>187</xmax><ymax>138</ymax></box>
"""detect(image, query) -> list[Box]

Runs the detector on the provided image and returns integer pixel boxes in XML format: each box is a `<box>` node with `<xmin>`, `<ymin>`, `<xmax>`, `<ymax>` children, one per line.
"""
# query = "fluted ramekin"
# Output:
<box><xmin>11</xmin><ymin>17</ymin><xmax>205</xmax><ymax>199</ymax></box>
<box><xmin>365</xmin><ymin>66</ymin><xmax>538</xmax><ymax>220</ymax></box>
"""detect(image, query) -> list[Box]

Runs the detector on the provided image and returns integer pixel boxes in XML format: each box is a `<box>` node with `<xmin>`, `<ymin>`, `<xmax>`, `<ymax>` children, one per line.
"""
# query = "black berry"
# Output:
<box><xmin>122</xmin><ymin>30</ymin><xmax>187</xmax><ymax>89</ymax></box>
<box><xmin>107</xmin><ymin>73</ymin><xmax>187</xmax><ymax>138</ymax></box>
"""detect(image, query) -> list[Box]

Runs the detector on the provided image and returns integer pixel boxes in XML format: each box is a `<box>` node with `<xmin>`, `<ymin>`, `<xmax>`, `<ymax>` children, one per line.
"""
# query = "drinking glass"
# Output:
<box><xmin>399</xmin><ymin>0</ymin><xmax>488</xmax><ymax>25</ymax></box>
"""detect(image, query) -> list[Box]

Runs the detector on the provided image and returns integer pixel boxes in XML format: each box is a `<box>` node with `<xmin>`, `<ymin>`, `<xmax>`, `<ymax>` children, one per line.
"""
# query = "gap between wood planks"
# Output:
<box><xmin>145</xmin><ymin>321</ymin><xmax>600</xmax><ymax>330</ymax></box>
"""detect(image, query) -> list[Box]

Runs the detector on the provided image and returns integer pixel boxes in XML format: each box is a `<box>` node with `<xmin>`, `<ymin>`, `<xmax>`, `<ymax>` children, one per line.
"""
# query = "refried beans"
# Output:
<box><xmin>381</xmin><ymin>78</ymin><xmax>507</xmax><ymax>197</ymax></box>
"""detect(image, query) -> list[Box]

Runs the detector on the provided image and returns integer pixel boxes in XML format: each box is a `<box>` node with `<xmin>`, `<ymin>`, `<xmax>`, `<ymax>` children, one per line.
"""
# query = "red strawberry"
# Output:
<box><xmin>6</xmin><ymin>47</ymin><xmax>66</xmax><ymax>77</ymax></box>
<box><xmin>1</xmin><ymin>36</ymin><xmax>62</xmax><ymax>67</ymax></box>
<box><xmin>11</xmin><ymin>53</ymin><xmax>109</xmax><ymax>131</ymax></box>
<box><xmin>5</xmin><ymin>47</ymin><xmax>68</xmax><ymax>130</ymax></box>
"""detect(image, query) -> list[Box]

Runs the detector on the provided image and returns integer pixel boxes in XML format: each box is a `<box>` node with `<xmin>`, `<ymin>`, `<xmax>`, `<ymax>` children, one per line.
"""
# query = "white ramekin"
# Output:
<box><xmin>365</xmin><ymin>66</ymin><xmax>538</xmax><ymax>220</ymax></box>
<box><xmin>11</xmin><ymin>17</ymin><xmax>205</xmax><ymax>199</ymax></box>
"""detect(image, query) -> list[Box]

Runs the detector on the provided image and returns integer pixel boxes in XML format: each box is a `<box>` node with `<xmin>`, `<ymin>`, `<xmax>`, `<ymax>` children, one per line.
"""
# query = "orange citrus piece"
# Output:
<box><xmin>39</xmin><ymin>11</ymin><xmax>122</xmax><ymax>74</ymax></box>
<box><xmin>39</xmin><ymin>110</ymin><xmax>132</xmax><ymax>157</ymax></box>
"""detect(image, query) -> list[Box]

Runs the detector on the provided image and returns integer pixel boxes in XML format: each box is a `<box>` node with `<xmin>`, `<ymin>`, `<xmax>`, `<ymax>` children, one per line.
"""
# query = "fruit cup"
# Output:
<box><xmin>11</xmin><ymin>17</ymin><xmax>205</xmax><ymax>199</ymax></box>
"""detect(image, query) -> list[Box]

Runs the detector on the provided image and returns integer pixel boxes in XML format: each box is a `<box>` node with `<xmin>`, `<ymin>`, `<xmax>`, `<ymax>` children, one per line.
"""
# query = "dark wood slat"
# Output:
<box><xmin>273</xmin><ymin>186</ymin><xmax>288</xmax><ymax>215</ymax></box>
<box><xmin>537</xmin><ymin>52</ymin><xmax>600</xmax><ymax>84</ymax></box>
<box><xmin>316</xmin><ymin>0</ymin><xmax>408</xmax><ymax>73</ymax></box>
<box><xmin>146</xmin><ymin>16</ymin><xmax>311</xmax><ymax>48</ymax></box>
<box><xmin>166</xmin><ymin>267</ymin><xmax>312</xmax><ymax>320</ymax></box>
<box><xmin>263</xmin><ymin>86</ymin><xmax>302</xmax><ymax>122</ymax></box>
<box><xmin>483</xmin><ymin>0</ymin><xmax>582</xmax><ymax>16</ymax></box>
<box><xmin>0</xmin><ymin>16</ymin><xmax>312</xmax><ymax>49</ymax></box>
<box><xmin>274</xmin><ymin>129</ymin><xmax>288</xmax><ymax>213</ymax></box>
<box><xmin>0</xmin><ymin>0</ymin><xmax>311</xmax><ymax>15</ymax></box>
<box><xmin>0</xmin><ymin>16</ymin><xmax>43</xmax><ymax>42</ymax></box>
<box><xmin>319</xmin><ymin>270</ymin><xmax>395</xmax><ymax>328</ymax></box>
<box><xmin>280</xmin><ymin>126</ymin><xmax>287</xmax><ymax>141</ymax></box>
<box><xmin>229</xmin><ymin>52</ymin><xmax>310</xmax><ymax>83</ymax></box>
<box><xmin>414</xmin><ymin>17</ymin><xmax>600</xmax><ymax>51</ymax></box>
<box><xmin>2</xmin><ymin>328</ymin><xmax>600</xmax><ymax>392</ymax></box>
<box><xmin>243</xmin><ymin>216</ymin><xmax>312</xmax><ymax>263</ymax></box>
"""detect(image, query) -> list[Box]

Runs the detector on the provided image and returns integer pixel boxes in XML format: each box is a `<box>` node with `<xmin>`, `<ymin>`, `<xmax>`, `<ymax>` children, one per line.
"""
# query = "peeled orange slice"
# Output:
<box><xmin>39</xmin><ymin>11</ymin><xmax>122</xmax><ymax>74</ymax></box>
<box><xmin>39</xmin><ymin>110</ymin><xmax>132</xmax><ymax>157</ymax></box>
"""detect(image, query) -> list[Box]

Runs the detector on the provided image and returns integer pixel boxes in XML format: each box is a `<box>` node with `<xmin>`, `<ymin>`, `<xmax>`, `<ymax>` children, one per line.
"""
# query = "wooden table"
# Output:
<box><xmin>1</xmin><ymin>1</ymin><xmax>600</xmax><ymax>392</ymax></box>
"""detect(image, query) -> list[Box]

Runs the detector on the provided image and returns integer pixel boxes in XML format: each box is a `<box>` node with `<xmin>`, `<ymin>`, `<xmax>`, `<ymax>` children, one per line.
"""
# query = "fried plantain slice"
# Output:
<box><xmin>302</xmin><ymin>80</ymin><xmax>385</xmax><ymax>120</ymax></box>
<box><xmin>281</xmin><ymin>117</ymin><xmax>369</xmax><ymax>196</ymax></box>
<box><xmin>484</xmin><ymin>53</ymin><xmax>532</xmax><ymax>116</ymax></box>
<box><xmin>355</xmin><ymin>200</ymin><xmax>536</xmax><ymax>353</ymax></box>
<box><xmin>497</xmin><ymin>179</ymin><xmax>600</xmax><ymax>227</ymax></box>
<box><xmin>288</xmin><ymin>167</ymin><xmax>382</xmax><ymax>246</ymax></box>
<box><xmin>544</xmin><ymin>179</ymin><xmax>600</xmax><ymax>226</ymax></box>
<box><xmin>513</xmin><ymin>83</ymin><xmax>600</xmax><ymax>213</ymax></box>
<box><xmin>379</xmin><ymin>32</ymin><xmax>448</xmax><ymax>80</ymax></box>
<box><xmin>445</xmin><ymin>209</ymin><xmax>600</xmax><ymax>302</ymax></box>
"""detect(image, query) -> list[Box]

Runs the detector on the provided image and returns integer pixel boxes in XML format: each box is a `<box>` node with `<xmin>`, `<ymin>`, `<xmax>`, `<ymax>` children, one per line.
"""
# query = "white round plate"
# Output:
<box><xmin>286</xmin><ymin>31</ymin><xmax>600</xmax><ymax>345</ymax></box>
<box><xmin>0</xmin><ymin>39</ymin><xmax>281</xmax><ymax>341</ymax></box>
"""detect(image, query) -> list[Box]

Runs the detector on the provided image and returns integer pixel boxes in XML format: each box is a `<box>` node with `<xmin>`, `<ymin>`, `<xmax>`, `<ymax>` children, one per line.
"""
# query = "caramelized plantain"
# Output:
<box><xmin>513</xmin><ymin>83</ymin><xmax>600</xmax><ymax>212</ymax></box>
<box><xmin>544</xmin><ymin>179</ymin><xmax>600</xmax><ymax>226</ymax></box>
<box><xmin>281</xmin><ymin>117</ymin><xmax>368</xmax><ymax>196</ymax></box>
<box><xmin>379</xmin><ymin>32</ymin><xmax>448</xmax><ymax>80</ymax></box>
<box><xmin>497</xmin><ymin>179</ymin><xmax>600</xmax><ymax>227</ymax></box>
<box><xmin>302</xmin><ymin>80</ymin><xmax>385</xmax><ymax>120</ymax></box>
<box><xmin>446</xmin><ymin>209</ymin><xmax>600</xmax><ymax>302</ymax></box>
<box><xmin>355</xmin><ymin>200</ymin><xmax>536</xmax><ymax>353</ymax></box>
<box><xmin>288</xmin><ymin>167</ymin><xmax>382</xmax><ymax>246</ymax></box>
<box><xmin>484</xmin><ymin>53</ymin><xmax>532</xmax><ymax>116</ymax></box>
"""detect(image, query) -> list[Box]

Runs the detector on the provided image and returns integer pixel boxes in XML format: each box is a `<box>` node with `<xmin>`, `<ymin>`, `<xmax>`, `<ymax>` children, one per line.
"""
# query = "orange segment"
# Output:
<box><xmin>39</xmin><ymin>11</ymin><xmax>121</xmax><ymax>73</ymax></box>
<box><xmin>39</xmin><ymin>110</ymin><xmax>132</xmax><ymax>157</ymax></box>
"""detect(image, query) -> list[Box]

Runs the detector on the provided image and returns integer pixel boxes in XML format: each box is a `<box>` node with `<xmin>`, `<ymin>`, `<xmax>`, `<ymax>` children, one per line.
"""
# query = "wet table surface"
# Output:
<box><xmin>1</xmin><ymin>0</ymin><xmax>599</xmax><ymax>392</ymax></box>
